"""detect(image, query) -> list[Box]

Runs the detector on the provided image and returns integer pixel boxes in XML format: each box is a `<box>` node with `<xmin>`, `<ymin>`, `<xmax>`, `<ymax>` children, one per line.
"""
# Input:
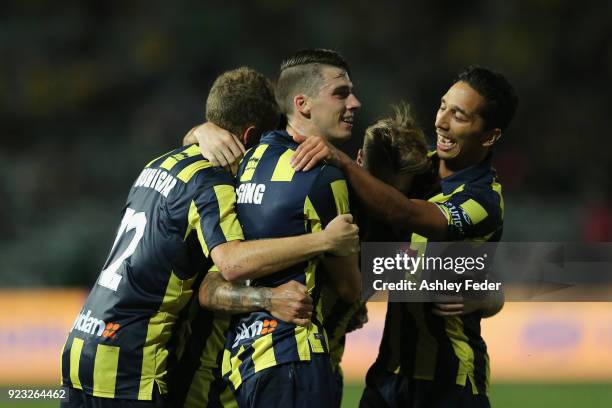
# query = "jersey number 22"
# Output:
<box><xmin>98</xmin><ymin>208</ymin><xmax>147</xmax><ymax>291</ymax></box>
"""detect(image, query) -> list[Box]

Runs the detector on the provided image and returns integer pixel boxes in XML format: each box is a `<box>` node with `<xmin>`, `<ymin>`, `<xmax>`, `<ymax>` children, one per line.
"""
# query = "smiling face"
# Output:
<box><xmin>308</xmin><ymin>65</ymin><xmax>361</xmax><ymax>142</ymax></box>
<box><xmin>435</xmin><ymin>81</ymin><xmax>492</xmax><ymax>169</ymax></box>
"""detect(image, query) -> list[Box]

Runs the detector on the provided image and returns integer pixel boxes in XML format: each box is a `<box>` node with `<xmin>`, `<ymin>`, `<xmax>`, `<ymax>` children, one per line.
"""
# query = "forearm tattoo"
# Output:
<box><xmin>201</xmin><ymin>272</ymin><xmax>273</xmax><ymax>313</ymax></box>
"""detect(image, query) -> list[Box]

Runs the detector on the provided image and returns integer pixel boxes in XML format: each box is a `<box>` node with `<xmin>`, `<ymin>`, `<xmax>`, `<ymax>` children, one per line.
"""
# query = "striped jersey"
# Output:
<box><xmin>168</xmin><ymin>271</ymin><xmax>361</xmax><ymax>408</ymax></box>
<box><xmin>61</xmin><ymin>144</ymin><xmax>244</xmax><ymax>400</ymax></box>
<box><xmin>166</xmin><ymin>269</ymin><xmax>237</xmax><ymax>408</ymax></box>
<box><xmin>375</xmin><ymin>152</ymin><xmax>503</xmax><ymax>395</ymax></box>
<box><xmin>320</xmin><ymin>281</ymin><xmax>364</xmax><ymax>372</ymax></box>
<box><xmin>222</xmin><ymin>130</ymin><xmax>351</xmax><ymax>391</ymax></box>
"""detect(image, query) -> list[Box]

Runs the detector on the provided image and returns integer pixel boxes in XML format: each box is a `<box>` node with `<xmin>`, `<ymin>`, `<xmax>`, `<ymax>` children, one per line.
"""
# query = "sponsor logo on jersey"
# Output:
<box><xmin>232</xmin><ymin>318</ymin><xmax>277</xmax><ymax>348</ymax></box>
<box><xmin>442</xmin><ymin>201</ymin><xmax>471</xmax><ymax>235</ymax></box>
<box><xmin>71</xmin><ymin>309</ymin><xmax>121</xmax><ymax>339</ymax></box>
<box><xmin>243</xmin><ymin>157</ymin><xmax>260</xmax><ymax>173</ymax></box>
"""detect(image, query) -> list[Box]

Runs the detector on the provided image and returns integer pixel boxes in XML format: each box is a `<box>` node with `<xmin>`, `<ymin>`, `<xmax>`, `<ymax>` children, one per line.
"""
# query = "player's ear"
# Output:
<box><xmin>482</xmin><ymin>128</ymin><xmax>501</xmax><ymax>148</ymax></box>
<box><xmin>243</xmin><ymin>126</ymin><xmax>260</xmax><ymax>148</ymax></box>
<box><xmin>356</xmin><ymin>148</ymin><xmax>364</xmax><ymax>167</ymax></box>
<box><xmin>294</xmin><ymin>94</ymin><xmax>311</xmax><ymax>118</ymax></box>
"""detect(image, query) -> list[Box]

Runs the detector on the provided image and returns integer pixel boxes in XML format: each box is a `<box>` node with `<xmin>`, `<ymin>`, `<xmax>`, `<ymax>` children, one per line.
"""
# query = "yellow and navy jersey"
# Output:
<box><xmin>320</xmin><ymin>279</ymin><xmax>363</xmax><ymax>372</ymax></box>
<box><xmin>61</xmin><ymin>144</ymin><xmax>244</xmax><ymax>400</ymax></box>
<box><xmin>166</xmin><ymin>270</ymin><xmax>237</xmax><ymax>408</ymax></box>
<box><xmin>222</xmin><ymin>130</ymin><xmax>350</xmax><ymax>391</ymax></box>
<box><xmin>376</xmin><ymin>152</ymin><xmax>503</xmax><ymax>395</ymax></box>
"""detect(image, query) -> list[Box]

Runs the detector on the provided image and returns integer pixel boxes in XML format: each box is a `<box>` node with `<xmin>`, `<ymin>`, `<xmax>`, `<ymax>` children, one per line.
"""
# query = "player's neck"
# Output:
<box><xmin>286</xmin><ymin>120</ymin><xmax>321</xmax><ymax>141</ymax></box>
<box><xmin>439</xmin><ymin>152</ymin><xmax>488</xmax><ymax>179</ymax></box>
<box><xmin>285</xmin><ymin>122</ymin><xmax>304</xmax><ymax>139</ymax></box>
<box><xmin>438</xmin><ymin>160</ymin><xmax>456</xmax><ymax>179</ymax></box>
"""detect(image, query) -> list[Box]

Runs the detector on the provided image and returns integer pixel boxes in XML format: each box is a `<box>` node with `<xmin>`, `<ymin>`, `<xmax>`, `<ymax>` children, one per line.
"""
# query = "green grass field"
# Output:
<box><xmin>341</xmin><ymin>382</ymin><xmax>612</xmax><ymax>408</ymax></box>
<box><xmin>2</xmin><ymin>384</ymin><xmax>611</xmax><ymax>407</ymax></box>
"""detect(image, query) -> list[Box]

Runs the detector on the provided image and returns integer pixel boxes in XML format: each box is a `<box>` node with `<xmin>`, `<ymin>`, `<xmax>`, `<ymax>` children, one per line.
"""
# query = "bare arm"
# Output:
<box><xmin>211</xmin><ymin>213</ymin><xmax>359</xmax><ymax>282</ymax></box>
<box><xmin>340</xmin><ymin>158</ymin><xmax>447</xmax><ymax>240</ymax></box>
<box><xmin>291</xmin><ymin>135</ymin><xmax>448</xmax><ymax>240</ymax></box>
<box><xmin>199</xmin><ymin>270</ymin><xmax>272</xmax><ymax>313</ymax></box>
<box><xmin>321</xmin><ymin>253</ymin><xmax>362</xmax><ymax>303</ymax></box>
<box><xmin>199</xmin><ymin>272</ymin><xmax>313</xmax><ymax>326</ymax></box>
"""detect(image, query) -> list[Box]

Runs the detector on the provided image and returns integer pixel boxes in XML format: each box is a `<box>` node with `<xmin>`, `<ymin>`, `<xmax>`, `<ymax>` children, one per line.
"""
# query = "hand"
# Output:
<box><xmin>324</xmin><ymin>214</ymin><xmax>360</xmax><ymax>256</ymax></box>
<box><xmin>182</xmin><ymin>126</ymin><xmax>200</xmax><ymax>146</ymax></box>
<box><xmin>290</xmin><ymin>134</ymin><xmax>346</xmax><ymax>171</ymax></box>
<box><xmin>268</xmin><ymin>280</ymin><xmax>313</xmax><ymax>326</ymax></box>
<box><xmin>193</xmin><ymin>122</ymin><xmax>245</xmax><ymax>168</ymax></box>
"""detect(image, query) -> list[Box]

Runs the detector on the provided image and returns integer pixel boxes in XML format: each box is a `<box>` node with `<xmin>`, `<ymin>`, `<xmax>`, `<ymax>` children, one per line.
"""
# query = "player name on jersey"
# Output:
<box><xmin>236</xmin><ymin>183</ymin><xmax>266</xmax><ymax>204</ymax></box>
<box><xmin>133</xmin><ymin>168</ymin><xmax>178</xmax><ymax>197</ymax></box>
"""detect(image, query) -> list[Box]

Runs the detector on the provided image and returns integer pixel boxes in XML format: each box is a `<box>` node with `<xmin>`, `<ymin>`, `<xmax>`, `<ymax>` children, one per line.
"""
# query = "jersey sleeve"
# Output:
<box><xmin>188</xmin><ymin>172</ymin><xmax>244</xmax><ymax>257</ymax></box>
<box><xmin>434</xmin><ymin>187</ymin><xmax>503</xmax><ymax>241</ymax></box>
<box><xmin>304</xmin><ymin>165</ymin><xmax>351</xmax><ymax>230</ymax></box>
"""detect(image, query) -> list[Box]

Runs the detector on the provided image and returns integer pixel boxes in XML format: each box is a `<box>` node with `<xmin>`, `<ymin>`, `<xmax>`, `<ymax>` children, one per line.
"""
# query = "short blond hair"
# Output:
<box><xmin>362</xmin><ymin>102</ymin><xmax>429</xmax><ymax>175</ymax></box>
<box><xmin>206</xmin><ymin>67</ymin><xmax>279</xmax><ymax>138</ymax></box>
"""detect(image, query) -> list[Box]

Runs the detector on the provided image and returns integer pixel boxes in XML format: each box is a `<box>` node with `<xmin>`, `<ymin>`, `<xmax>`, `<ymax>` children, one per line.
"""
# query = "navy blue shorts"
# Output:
<box><xmin>60</xmin><ymin>386</ymin><xmax>168</xmax><ymax>408</ymax></box>
<box><xmin>331</xmin><ymin>366</ymin><xmax>344</xmax><ymax>408</ymax></box>
<box><xmin>235</xmin><ymin>353</ymin><xmax>336</xmax><ymax>408</ymax></box>
<box><xmin>359</xmin><ymin>363</ymin><xmax>408</xmax><ymax>408</ymax></box>
<box><xmin>359</xmin><ymin>362</ymin><xmax>490</xmax><ymax>408</ymax></box>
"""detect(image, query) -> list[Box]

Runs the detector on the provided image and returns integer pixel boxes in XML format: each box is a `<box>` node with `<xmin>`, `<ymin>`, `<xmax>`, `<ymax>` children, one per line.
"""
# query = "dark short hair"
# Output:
<box><xmin>454</xmin><ymin>66</ymin><xmax>518</xmax><ymax>131</ymax></box>
<box><xmin>276</xmin><ymin>49</ymin><xmax>350</xmax><ymax>115</ymax></box>
<box><xmin>206</xmin><ymin>67</ymin><xmax>280</xmax><ymax>138</ymax></box>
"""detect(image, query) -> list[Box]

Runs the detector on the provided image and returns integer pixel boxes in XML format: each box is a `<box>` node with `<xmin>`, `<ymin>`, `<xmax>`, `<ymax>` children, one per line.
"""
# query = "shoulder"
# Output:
<box><xmin>435</xmin><ymin>176</ymin><xmax>503</xmax><ymax>241</ymax></box>
<box><xmin>311</xmin><ymin>164</ymin><xmax>346</xmax><ymax>186</ymax></box>
<box><xmin>461</xmin><ymin>177</ymin><xmax>503</xmax><ymax>216</ymax></box>
<box><xmin>189</xmin><ymin>165</ymin><xmax>235</xmax><ymax>188</ymax></box>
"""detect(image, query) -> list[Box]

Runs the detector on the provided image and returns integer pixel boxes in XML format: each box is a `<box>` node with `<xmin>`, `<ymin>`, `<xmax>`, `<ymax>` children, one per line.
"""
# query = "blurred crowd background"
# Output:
<box><xmin>1</xmin><ymin>0</ymin><xmax>610</xmax><ymax>286</ymax></box>
<box><xmin>1</xmin><ymin>3</ymin><xmax>611</xmax><ymax>406</ymax></box>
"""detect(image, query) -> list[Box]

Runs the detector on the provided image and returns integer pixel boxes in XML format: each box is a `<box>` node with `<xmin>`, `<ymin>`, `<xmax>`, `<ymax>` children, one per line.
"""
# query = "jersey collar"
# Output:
<box><xmin>439</xmin><ymin>153</ymin><xmax>494</xmax><ymax>195</ymax></box>
<box><xmin>260</xmin><ymin>130</ymin><xmax>298</xmax><ymax>148</ymax></box>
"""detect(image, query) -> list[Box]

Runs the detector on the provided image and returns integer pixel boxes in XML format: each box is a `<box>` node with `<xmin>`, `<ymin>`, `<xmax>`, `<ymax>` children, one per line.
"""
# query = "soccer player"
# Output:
<box><xmin>209</xmin><ymin>49</ymin><xmax>362</xmax><ymax>408</ymax></box>
<box><xmin>355</xmin><ymin>103</ymin><xmax>437</xmax><ymax>408</ymax></box>
<box><xmin>192</xmin><ymin>105</ymin><xmax>431</xmax><ymax>408</ymax></box>
<box><xmin>292</xmin><ymin>66</ymin><xmax>518</xmax><ymax>408</ymax></box>
<box><xmin>167</xmin><ymin>67</ymin><xmax>337</xmax><ymax>408</ymax></box>
<box><xmin>189</xmin><ymin>80</ymin><xmax>433</xmax><ymax>408</ymax></box>
<box><xmin>60</xmin><ymin>66</ymin><xmax>359</xmax><ymax>408</ymax></box>
<box><xmin>181</xmin><ymin>55</ymin><xmax>366</xmax><ymax>408</ymax></box>
<box><xmin>324</xmin><ymin>101</ymin><xmax>435</xmax><ymax>407</ymax></box>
